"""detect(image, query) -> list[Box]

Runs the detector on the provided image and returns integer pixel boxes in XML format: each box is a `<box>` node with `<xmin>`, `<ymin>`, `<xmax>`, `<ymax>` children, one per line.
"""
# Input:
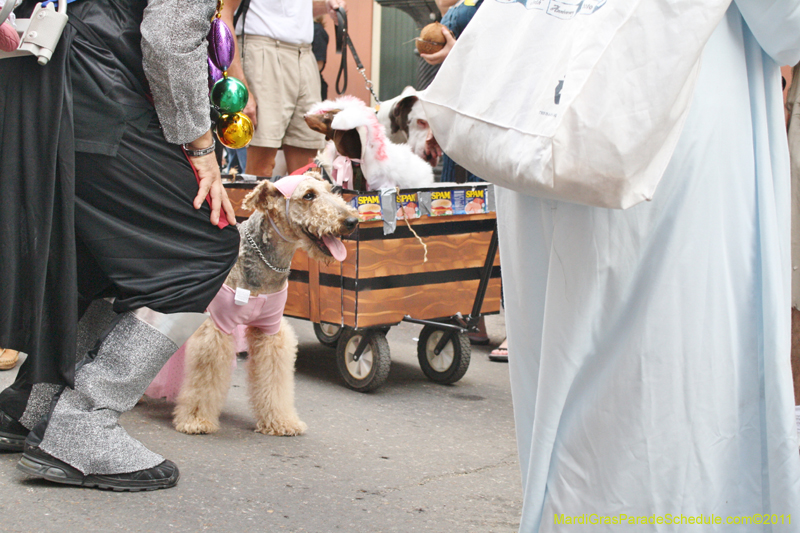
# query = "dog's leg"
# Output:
<box><xmin>173</xmin><ymin>319</ymin><xmax>235</xmax><ymax>434</ymax></box>
<box><xmin>246</xmin><ymin>319</ymin><xmax>307</xmax><ymax>436</ymax></box>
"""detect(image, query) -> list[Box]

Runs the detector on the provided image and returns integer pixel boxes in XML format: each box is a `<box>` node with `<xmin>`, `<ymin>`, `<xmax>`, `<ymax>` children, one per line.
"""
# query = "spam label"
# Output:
<box><xmin>350</xmin><ymin>193</ymin><xmax>383</xmax><ymax>222</ymax></box>
<box><xmin>453</xmin><ymin>188</ymin><xmax>487</xmax><ymax>215</ymax></box>
<box><xmin>396</xmin><ymin>192</ymin><xmax>420</xmax><ymax>220</ymax></box>
<box><xmin>429</xmin><ymin>190</ymin><xmax>453</xmax><ymax>217</ymax></box>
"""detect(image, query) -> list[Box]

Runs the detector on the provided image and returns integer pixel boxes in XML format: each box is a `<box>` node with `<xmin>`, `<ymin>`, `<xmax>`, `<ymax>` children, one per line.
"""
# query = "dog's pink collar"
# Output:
<box><xmin>332</xmin><ymin>155</ymin><xmax>361</xmax><ymax>190</ymax></box>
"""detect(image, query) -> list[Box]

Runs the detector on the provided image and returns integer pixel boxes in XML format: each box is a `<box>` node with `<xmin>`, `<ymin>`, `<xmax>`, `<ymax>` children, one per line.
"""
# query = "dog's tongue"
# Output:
<box><xmin>323</xmin><ymin>235</ymin><xmax>347</xmax><ymax>261</ymax></box>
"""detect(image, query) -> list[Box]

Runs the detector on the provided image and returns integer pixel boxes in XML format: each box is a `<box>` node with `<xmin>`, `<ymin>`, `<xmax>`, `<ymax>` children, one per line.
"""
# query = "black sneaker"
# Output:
<box><xmin>17</xmin><ymin>444</ymin><xmax>180</xmax><ymax>491</ymax></box>
<box><xmin>0</xmin><ymin>410</ymin><xmax>28</xmax><ymax>452</ymax></box>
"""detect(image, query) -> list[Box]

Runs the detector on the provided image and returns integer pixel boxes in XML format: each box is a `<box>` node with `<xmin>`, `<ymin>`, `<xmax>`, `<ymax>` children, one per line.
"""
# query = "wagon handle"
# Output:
<box><xmin>468</xmin><ymin>224</ymin><xmax>499</xmax><ymax>325</ymax></box>
<box><xmin>402</xmin><ymin>316</ymin><xmax>466</xmax><ymax>332</ymax></box>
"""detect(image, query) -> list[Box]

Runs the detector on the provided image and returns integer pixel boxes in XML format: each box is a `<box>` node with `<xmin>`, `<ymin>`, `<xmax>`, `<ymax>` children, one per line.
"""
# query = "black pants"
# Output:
<box><xmin>73</xmin><ymin>121</ymin><xmax>239</xmax><ymax>315</ymax></box>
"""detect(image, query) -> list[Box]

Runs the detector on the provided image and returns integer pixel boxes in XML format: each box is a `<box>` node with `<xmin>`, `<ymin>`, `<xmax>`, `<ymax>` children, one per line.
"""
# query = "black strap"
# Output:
<box><xmin>335</xmin><ymin>8</ymin><xmax>365</xmax><ymax>95</ymax></box>
<box><xmin>233</xmin><ymin>0</ymin><xmax>250</xmax><ymax>29</ymax></box>
<box><xmin>233</xmin><ymin>0</ymin><xmax>251</xmax><ymax>70</ymax></box>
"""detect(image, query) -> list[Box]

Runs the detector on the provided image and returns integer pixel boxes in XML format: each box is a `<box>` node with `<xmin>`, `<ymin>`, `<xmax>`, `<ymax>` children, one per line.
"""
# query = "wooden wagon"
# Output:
<box><xmin>225</xmin><ymin>180</ymin><xmax>501</xmax><ymax>392</ymax></box>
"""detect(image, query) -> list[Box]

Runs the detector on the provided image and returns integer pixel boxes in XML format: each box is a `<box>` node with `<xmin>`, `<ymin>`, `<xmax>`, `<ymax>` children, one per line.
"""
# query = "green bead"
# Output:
<box><xmin>210</xmin><ymin>76</ymin><xmax>248</xmax><ymax>114</ymax></box>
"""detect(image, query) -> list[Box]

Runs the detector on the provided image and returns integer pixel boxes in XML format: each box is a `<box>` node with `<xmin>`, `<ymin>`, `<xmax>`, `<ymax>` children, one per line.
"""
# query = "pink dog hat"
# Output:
<box><xmin>273</xmin><ymin>174</ymin><xmax>309</xmax><ymax>198</ymax></box>
<box><xmin>271</xmin><ymin>175</ymin><xmax>348</xmax><ymax>262</ymax></box>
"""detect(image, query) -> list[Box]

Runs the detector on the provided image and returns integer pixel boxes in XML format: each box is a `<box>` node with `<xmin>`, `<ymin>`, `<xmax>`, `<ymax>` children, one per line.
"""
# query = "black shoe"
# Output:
<box><xmin>0</xmin><ymin>410</ymin><xmax>28</xmax><ymax>452</ymax></box>
<box><xmin>17</xmin><ymin>444</ymin><xmax>180</xmax><ymax>492</ymax></box>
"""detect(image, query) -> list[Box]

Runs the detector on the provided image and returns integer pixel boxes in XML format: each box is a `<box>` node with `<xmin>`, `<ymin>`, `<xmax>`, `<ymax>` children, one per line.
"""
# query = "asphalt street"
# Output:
<box><xmin>0</xmin><ymin>313</ymin><xmax>520</xmax><ymax>533</ymax></box>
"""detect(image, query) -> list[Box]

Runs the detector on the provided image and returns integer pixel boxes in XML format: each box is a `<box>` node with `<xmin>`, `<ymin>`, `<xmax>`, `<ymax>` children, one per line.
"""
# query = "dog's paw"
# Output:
<box><xmin>174</xmin><ymin>416</ymin><xmax>219</xmax><ymax>435</ymax></box>
<box><xmin>255</xmin><ymin>417</ymin><xmax>308</xmax><ymax>436</ymax></box>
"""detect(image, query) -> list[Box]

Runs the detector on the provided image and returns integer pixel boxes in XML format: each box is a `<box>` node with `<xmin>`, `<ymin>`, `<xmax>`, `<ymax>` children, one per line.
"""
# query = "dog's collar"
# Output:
<box><xmin>242</xmin><ymin>226</ymin><xmax>291</xmax><ymax>274</ymax></box>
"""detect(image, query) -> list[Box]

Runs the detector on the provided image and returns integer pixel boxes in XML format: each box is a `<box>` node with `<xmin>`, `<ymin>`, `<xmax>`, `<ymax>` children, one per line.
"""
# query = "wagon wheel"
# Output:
<box><xmin>336</xmin><ymin>328</ymin><xmax>391</xmax><ymax>392</ymax></box>
<box><xmin>417</xmin><ymin>325</ymin><xmax>471</xmax><ymax>384</ymax></box>
<box><xmin>313</xmin><ymin>322</ymin><xmax>343</xmax><ymax>348</ymax></box>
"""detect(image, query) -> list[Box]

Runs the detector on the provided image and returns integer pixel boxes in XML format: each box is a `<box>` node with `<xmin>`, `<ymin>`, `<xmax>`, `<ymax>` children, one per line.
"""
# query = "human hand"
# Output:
<box><xmin>326</xmin><ymin>0</ymin><xmax>345</xmax><ymax>23</ymax></box>
<box><xmin>186</xmin><ymin>132</ymin><xmax>237</xmax><ymax>227</ymax></box>
<box><xmin>420</xmin><ymin>26</ymin><xmax>456</xmax><ymax>65</ymax></box>
<box><xmin>191</xmin><ymin>152</ymin><xmax>237</xmax><ymax>227</ymax></box>
<box><xmin>326</xmin><ymin>0</ymin><xmax>345</xmax><ymax>13</ymax></box>
<box><xmin>424</xmin><ymin>129</ymin><xmax>442</xmax><ymax>165</ymax></box>
<box><xmin>243</xmin><ymin>92</ymin><xmax>258</xmax><ymax>130</ymax></box>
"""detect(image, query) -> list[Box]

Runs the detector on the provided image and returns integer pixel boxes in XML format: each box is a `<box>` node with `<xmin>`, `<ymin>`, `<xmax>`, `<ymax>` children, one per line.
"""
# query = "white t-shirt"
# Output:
<box><xmin>235</xmin><ymin>0</ymin><xmax>313</xmax><ymax>46</ymax></box>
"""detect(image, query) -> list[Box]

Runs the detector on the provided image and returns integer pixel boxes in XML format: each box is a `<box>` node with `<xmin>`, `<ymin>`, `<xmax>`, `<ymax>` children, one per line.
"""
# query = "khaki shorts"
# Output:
<box><xmin>241</xmin><ymin>35</ymin><xmax>326</xmax><ymax>150</ymax></box>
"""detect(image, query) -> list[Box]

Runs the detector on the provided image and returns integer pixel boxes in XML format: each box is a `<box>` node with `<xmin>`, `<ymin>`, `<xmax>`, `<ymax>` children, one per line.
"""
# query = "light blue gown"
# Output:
<box><xmin>497</xmin><ymin>2</ymin><xmax>800</xmax><ymax>531</ymax></box>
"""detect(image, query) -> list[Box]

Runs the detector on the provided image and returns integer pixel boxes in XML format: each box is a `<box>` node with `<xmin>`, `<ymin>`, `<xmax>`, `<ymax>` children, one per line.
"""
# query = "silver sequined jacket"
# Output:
<box><xmin>140</xmin><ymin>0</ymin><xmax>216</xmax><ymax>145</ymax></box>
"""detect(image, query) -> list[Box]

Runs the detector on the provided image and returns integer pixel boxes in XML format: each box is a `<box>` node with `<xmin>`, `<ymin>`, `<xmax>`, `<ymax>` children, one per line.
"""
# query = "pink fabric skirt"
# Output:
<box><xmin>145</xmin><ymin>325</ymin><xmax>247</xmax><ymax>402</ymax></box>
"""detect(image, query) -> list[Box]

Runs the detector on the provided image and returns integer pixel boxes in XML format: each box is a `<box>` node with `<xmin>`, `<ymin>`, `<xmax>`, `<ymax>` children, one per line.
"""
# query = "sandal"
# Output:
<box><xmin>488</xmin><ymin>347</ymin><xmax>508</xmax><ymax>362</ymax></box>
<box><xmin>489</xmin><ymin>338</ymin><xmax>509</xmax><ymax>362</ymax></box>
<box><xmin>0</xmin><ymin>349</ymin><xmax>19</xmax><ymax>371</ymax></box>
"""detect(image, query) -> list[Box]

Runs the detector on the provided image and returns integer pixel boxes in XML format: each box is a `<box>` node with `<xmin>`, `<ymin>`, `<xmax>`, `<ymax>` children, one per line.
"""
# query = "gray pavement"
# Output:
<box><xmin>0</xmin><ymin>314</ymin><xmax>520</xmax><ymax>533</ymax></box>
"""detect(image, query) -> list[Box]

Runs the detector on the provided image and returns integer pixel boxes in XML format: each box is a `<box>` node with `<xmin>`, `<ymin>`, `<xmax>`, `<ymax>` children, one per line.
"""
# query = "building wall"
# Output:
<box><xmin>378</xmin><ymin>6</ymin><xmax>419</xmax><ymax>101</ymax></box>
<box><xmin>319</xmin><ymin>0</ymin><xmax>375</xmax><ymax>105</ymax></box>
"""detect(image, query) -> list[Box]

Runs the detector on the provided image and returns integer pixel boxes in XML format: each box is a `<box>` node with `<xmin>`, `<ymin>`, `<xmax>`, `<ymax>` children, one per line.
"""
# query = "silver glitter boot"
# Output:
<box><xmin>18</xmin><ymin>299</ymin><xmax>119</xmax><ymax>433</ymax></box>
<box><xmin>0</xmin><ymin>299</ymin><xmax>119</xmax><ymax>453</ymax></box>
<box><xmin>17</xmin><ymin>308</ymin><xmax>206</xmax><ymax>488</ymax></box>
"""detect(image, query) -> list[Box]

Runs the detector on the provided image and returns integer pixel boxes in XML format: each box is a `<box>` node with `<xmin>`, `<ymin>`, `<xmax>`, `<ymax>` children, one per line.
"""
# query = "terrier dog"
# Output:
<box><xmin>168</xmin><ymin>173</ymin><xmax>358</xmax><ymax>436</ymax></box>
<box><xmin>304</xmin><ymin>96</ymin><xmax>434</xmax><ymax>190</ymax></box>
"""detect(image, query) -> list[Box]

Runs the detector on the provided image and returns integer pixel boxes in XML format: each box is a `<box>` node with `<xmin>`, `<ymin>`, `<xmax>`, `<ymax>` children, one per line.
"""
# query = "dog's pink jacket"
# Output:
<box><xmin>145</xmin><ymin>285</ymin><xmax>287</xmax><ymax>402</ymax></box>
<box><xmin>207</xmin><ymin>284</ymin><xmax>288</xmax><ymax>336</ymax></box>
<box><xmin>146</xmin><ymin>176</ymin><xmax>311</xmax><ymax>401</ymax></box>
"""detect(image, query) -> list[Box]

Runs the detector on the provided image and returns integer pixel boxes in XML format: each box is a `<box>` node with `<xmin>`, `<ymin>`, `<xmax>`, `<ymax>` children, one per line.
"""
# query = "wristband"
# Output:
<box><xmin>182</xmin><ymin>140</ymin><xmax>216</xmax><ymax>157</ymax></box>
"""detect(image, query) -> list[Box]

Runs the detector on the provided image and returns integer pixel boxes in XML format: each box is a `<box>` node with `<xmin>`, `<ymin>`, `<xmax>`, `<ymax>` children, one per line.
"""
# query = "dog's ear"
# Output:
<box><xmin>304</xmin><ymin>112</ymin><xmax>331</xmax><ymax>139</ymax></box>
<box><xmin>242</xmin><ymin>180</ymin><xmax>282</xmax><ymax>212</ymax></box>
<box><xmin>303</xmin><ymin>170</ymin><xmax>325</xmax><ymax>182</ymax></box>
<box><xmin>390</xmin><ymin>95</ymin><xmax>418</xmax><ymax>135</ymax></box>
<box><xmin>304</xmin><ymin>110</ymin><xmax>339</xmax><ymax>140</ymax></box>
<box><xmin>332</xmin><ymin>129</ymin><xmax>362</xmax><ymax>160</ymax></box>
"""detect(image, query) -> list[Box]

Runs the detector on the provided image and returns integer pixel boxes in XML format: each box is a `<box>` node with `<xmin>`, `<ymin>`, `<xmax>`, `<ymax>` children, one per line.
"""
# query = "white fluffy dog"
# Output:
<box><xmin>305</xmin><ymin>96</ymin><xmax>434</xmax><ymax>190</ymax></box>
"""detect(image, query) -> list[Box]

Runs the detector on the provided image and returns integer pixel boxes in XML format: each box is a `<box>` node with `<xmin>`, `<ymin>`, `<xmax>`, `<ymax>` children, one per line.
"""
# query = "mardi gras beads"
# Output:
<box><xmin>208</xmin><ymin>0</ymin><xmax>253</xmax><ymax>149</ymax></box>
<box><xmin>207</xmin><ymin>57</ymin><xmax>223</xmax><ymax>91</ymax></box>
<box><xmin>216</xmin><ymin>112</ymin><xmax>254</xmax><ymax>149</ymax></box>
<box><xmin>210</xmin><ymin>76</ymin><xmax>248</xmax><ymax>114</ymax></box>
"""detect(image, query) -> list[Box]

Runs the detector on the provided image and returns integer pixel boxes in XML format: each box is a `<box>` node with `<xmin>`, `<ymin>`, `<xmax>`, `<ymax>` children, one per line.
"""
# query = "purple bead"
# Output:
<box><xmin>208</xmin><ymin>18</ymin><xmax>235</xmax><ymax>71</ymax></box>
<box><xmin>208</xmin><ymin>57</ymin><xmax>224</xmax><ymax>91</ymax></box>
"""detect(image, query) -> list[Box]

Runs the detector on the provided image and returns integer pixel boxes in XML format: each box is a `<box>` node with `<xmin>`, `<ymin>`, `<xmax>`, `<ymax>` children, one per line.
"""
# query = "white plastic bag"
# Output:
<box><xmin>419</xmin><ymin>0</ymin><xmax>732</xmax><ymax>209</ymax></box>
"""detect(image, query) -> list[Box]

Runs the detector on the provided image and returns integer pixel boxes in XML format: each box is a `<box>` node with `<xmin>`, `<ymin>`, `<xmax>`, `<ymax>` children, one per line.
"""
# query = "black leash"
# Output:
<box><xmin>334</xmin><ymin>8</ymin><xmax>379</xmax><ymax>103</ymax></box>
<box><xmin>233</xmin><ymin>0</ymin><xmax>251</xmax><ymax>70</ymax></box>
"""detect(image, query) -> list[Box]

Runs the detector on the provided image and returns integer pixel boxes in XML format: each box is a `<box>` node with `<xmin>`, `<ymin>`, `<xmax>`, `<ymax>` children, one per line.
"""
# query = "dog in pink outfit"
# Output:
<box><xmin>147</xmin><ymin>172</ymin><xmax>357</xmax><ymax>436</ymax></box>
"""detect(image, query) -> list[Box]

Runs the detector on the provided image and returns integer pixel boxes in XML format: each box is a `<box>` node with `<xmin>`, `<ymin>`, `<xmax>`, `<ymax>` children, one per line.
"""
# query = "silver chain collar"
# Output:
<box><xmin>242</xmin><ymin>226</ymin><xmax>291</xmax><ymax>274</ymax></box>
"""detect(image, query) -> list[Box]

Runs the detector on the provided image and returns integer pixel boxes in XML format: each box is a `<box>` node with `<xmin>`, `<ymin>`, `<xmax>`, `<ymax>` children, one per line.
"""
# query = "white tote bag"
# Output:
<box><xmin>419</xmin><ymin>0</ymin><xmax>732</xmax><ymax>209</ymax></box>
